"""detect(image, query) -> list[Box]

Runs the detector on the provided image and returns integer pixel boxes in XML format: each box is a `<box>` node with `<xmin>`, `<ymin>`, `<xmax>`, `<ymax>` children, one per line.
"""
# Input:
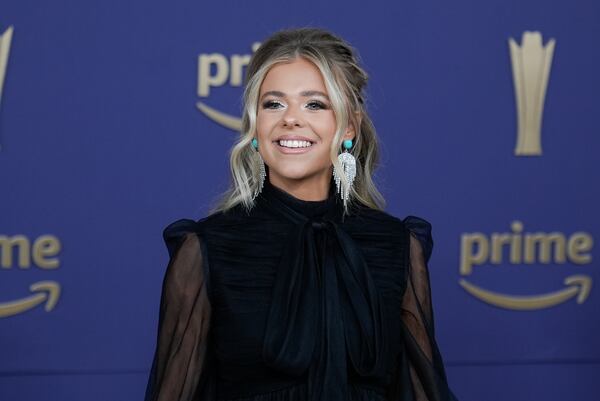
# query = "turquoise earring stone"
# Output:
<box><xmin>343</xmin><ymin>139</ymin><xmax>353</xmax><ymax>150</ymax></box>
<box><xmin>251</xmin><ymin>138</ymin><xmax>258</xmax><ymax>149</ymax></box>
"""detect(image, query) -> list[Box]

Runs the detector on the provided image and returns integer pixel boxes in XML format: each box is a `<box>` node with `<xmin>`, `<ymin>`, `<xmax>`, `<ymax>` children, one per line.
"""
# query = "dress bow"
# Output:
<box><xmin>260</xmin><ymin>187</ymin><xmax>388</xmax><ymax>400</ymax></box>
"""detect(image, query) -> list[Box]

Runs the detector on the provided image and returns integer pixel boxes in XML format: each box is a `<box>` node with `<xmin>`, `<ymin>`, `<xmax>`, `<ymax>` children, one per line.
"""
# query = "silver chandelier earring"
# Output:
<box><xmin>333</xmin><ymin>139</ymin><xmax>356</xmax><ymax>207</ymax></box>
<box><xmin>251</xmin><ymin>138</ymin><xmax>266</xmax><ymax>199</ymax></box>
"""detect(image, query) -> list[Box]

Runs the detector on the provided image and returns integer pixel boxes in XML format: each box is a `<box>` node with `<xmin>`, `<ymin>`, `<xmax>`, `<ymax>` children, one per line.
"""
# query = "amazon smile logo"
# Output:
<box><xmin>196</xmin><ymin>42</ymin><xmax>260</xmax><ymax>131</ymax></box>
<box><xmin>459</xmin><ymin>220</ymin><xmax>594</xmax><ymax>310</ymax></box>
<box><xmin>0</xmin><ymin>234</ymin><xmax>62</xmax><ymax>318</ymax></box>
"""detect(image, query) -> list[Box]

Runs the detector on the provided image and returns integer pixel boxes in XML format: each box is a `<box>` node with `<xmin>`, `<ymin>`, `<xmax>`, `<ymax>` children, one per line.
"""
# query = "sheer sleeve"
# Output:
<box><xmin>388</xmin><ymin>216</ymin><xmax>458</xmax><ymax>401</ymax></box>
<box><xmin>144</xmin><ymin>219</ymin><xmax>216</xmax><ymax>401</ymax></box>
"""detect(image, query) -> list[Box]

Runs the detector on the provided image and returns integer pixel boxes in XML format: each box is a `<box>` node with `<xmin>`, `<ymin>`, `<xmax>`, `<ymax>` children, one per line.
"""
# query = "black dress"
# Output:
<box><xmin>144</xmin><ymin>178</ymin><xmax>458</xmax><ymax>401</ymax></box>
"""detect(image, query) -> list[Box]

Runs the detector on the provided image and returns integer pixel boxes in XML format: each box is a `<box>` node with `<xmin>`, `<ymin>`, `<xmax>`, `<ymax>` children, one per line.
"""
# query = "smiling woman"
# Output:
<box><xmin>145</xmin><ymin>27</ymin><xmax>459</xmax><ymax>401</ymax></box>
<box><xmin>256</xmin><ymin>58</ymin><xmax>350</xmax><ymax>200</ymax></box>
<box><xmin>210</xmin><ymin>27</ymin><xmax>385</xmax><ymax>216</ymax></box>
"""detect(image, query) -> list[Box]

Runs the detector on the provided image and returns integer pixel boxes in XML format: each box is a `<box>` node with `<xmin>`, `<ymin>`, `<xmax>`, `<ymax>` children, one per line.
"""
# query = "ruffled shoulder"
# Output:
<box><xmin>402</xmin><ymin>215</ymin><xmax>434</xmax><ymax>264</ymax></box>
<box><xmin>162</xmin><ymin>218</ymin><xmax>203</xmax><ymax>259</ymax></box>
<box><xmin>147</xmin><ymin>217</ymin><xmax>216</xmax><ymax>401</ymax></box>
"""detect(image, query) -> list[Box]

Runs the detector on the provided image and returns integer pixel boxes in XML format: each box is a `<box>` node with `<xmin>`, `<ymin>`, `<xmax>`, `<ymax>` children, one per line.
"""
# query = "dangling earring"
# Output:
<box><xmin>333</xmin><ymin>139</ymin><xmax>356</xmax><ymax>207</ymax></box>
<box><xmin>251</xmin><ymin>138</ymin><xmax>266</xmax><ymax>199</ymax></box>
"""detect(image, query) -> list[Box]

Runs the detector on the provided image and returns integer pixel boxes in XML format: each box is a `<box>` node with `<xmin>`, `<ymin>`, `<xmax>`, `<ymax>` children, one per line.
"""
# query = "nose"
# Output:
<box><xmin>282</xmin><ymin>105</ymin><xmax>303</xmax><ymax>128</ymax></box>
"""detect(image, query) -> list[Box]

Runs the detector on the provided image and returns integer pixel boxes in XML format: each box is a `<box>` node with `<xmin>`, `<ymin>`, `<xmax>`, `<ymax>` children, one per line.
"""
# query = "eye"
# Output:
<box><xmin>306</xmin><ymin>100</ymin><xmax>328</xmax><ymax>110</ymax></box>
<box><xmin>262</xmin><ymin>100</ymin><xmax>284</xmax><ymax>109</ymax></box>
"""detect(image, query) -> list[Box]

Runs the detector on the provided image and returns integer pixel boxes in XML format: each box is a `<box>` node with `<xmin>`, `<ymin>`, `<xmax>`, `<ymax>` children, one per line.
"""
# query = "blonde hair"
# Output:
<box><xmin>209</xmin><ymin>27</ymin><xmax>386</xmax><ymax>216</ymax></box>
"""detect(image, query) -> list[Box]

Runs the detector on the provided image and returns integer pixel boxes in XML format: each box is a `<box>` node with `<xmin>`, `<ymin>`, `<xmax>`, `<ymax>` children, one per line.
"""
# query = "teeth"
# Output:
<box><xmin>278</xmin><ymin>140</ymin><xmax>312</xmax><ymax>148</ymax></box>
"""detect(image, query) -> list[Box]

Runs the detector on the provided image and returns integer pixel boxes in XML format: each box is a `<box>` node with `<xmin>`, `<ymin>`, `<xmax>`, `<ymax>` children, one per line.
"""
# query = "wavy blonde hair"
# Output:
<box><xmin>209</xmin><ymin>27</ymin><xmax>385</xmax><ymax>216</ymax></box>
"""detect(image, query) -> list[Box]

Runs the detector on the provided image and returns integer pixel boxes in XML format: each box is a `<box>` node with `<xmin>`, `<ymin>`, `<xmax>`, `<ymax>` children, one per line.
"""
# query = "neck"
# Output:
<box><xmin>268</xmin><ymin>171</ymin><xmax>332</xmax><ymax>201</ymax></box>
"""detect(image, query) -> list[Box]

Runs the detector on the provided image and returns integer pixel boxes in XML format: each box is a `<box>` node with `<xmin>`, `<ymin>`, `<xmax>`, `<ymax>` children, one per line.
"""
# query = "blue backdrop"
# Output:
<box><xmin>1</xmin><ymin>1</ymin><xmax>598</xmax><ymax>400</ymax></box>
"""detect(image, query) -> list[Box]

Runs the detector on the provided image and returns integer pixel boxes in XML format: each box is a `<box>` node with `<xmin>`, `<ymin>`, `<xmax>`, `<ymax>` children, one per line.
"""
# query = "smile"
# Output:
<box><xmin>273</xmin><ymin>140</ymin><xmax>314</xmax><ymax>154</ymax></box>
<box><xmin>278</xmin><ymin>140</ymin><xmax>313</xmax><ymax>148</ymax></box>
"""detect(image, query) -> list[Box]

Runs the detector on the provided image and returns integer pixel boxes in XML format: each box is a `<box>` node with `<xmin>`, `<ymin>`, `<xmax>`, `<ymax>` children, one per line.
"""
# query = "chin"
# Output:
<box><xmin>273</xmin><ymin>172</ymin><xmax>314</xmax><ymax>182</ymax></box>
<box><xmin>268</xmin><ymin>167</ymin><xmax>317</xmax><ymax>182</ymax></box>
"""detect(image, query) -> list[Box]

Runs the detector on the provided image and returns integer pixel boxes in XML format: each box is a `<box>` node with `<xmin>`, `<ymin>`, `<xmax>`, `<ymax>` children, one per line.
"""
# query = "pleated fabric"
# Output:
<box><xmin>144</xmin><ymin>178</ymin><xmax>459</xmax><ymax>401</ymax></box>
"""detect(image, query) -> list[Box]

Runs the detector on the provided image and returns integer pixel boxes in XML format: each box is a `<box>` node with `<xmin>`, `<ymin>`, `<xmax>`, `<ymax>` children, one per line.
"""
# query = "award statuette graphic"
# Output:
<box><xmin>509</xmin><ymin>31</ymin><xmax>556</xmax><ymax>156</ymax></box>
<box><xmin>0</xmin><ymin>25</ymin><xmax>14</xmax><ymax>151</ymax></box>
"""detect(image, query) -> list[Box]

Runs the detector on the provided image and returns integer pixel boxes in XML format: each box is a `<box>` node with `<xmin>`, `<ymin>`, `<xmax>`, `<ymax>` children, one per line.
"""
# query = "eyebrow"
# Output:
<box><xmin>260</xmin><ymin>90</ymin><xmax>330</xmax><ymax>101</ymax></box>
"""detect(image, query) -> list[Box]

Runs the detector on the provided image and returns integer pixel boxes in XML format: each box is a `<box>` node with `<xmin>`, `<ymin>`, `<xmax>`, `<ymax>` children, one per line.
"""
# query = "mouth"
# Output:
<box><xmin>272</xmin><ymin>139</ymin><xmax>315</xmax><ymax>154</ymax></box>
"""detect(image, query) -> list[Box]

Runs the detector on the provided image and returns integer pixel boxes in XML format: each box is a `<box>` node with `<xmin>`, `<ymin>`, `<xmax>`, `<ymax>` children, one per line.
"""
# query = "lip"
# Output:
<box><xmin>272</xmin><ymin>135</ymin><xmax>315</xmax><ymax>154</ymax></box>
<box><xmin>273</xmin><ymin>135</ymin><xmax>316</xmax><ymax>142</ymax></box>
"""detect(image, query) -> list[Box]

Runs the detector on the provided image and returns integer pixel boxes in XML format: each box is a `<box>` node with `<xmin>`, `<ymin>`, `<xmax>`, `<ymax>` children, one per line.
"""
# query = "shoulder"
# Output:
<box><xmin>346</xmin><ymin>206</ymin><xmax>433</xmax><ymax>262</ymax></box>
<box><xmin>346</xmin><ymin>205</ymin><xmax>431</xmax><ymax>234</ymax></box>
<box><xmin>401</xmin><ymin>215</ymin><xmax>433</xmax><ymax>264</ymax></box>
<box><xmin>162</xmin><ymin>218</ymin><xmax>203</xmax><ymax>259</ymax></box>
<box><xmin>161</xmin><ymin>205</ymin><xmax>254</xmax><ymax>257</ymax></box>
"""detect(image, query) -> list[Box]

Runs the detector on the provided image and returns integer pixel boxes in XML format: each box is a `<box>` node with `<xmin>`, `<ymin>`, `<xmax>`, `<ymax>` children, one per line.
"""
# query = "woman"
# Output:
<box><xmin>145</xmin><ymin>27</ymin><xmax>458</xmax><ymax>401</ymax></box>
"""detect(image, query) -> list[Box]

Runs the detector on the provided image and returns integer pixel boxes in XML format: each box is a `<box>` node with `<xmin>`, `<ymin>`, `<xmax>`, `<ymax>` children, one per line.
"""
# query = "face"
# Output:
<box><xmin>256</xmin><ymin>57</ymin><xmax>355</xmax><ymax>194</ymax></box>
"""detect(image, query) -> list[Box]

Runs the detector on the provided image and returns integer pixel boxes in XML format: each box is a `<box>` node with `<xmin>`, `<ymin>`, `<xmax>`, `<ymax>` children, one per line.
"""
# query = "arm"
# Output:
<box><xmin>388</xmin><ymin>216</ymin><xmax>458</xmax><ymax>401</ymax></box>
<box><xmin>144</xmin><ymin>220</ymin><xmax>215</xmax><ymax>401</ymax></box>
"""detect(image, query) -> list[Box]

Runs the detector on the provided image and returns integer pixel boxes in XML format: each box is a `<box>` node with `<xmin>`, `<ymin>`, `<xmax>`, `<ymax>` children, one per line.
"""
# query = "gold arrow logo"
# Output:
<box><xmin>0</xmin><ymin>281</ymin><xmax>61</xmax><ymax>318</ymax></box>
<box><xmin>196</xmin><ymin>101</ymin><xmax>242</xmax><ymax>131</ymax></box>
<box><xmin>459</xmin><ymin>274</ymin><xmax>592</xmax><ymax>310</ymax></box>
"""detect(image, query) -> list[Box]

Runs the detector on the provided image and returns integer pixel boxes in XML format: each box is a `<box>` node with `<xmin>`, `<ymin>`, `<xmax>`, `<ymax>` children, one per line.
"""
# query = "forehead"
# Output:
<box><xmin>260</xmin><ymin>58</ymin><xmax>327</xmax><ymax>94</ymax></box>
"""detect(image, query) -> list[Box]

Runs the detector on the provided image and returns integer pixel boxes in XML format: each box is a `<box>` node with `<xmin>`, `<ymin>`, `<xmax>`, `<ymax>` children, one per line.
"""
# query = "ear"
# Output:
<box><xmin>343</xmin><ymin>111</ymin><xmax>361</xmax><ymax>141</ymax></box>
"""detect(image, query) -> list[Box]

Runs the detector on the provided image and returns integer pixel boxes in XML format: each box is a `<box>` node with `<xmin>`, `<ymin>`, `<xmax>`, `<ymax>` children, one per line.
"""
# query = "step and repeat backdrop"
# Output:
<box><xmin>1</xmin><ymin>1</ymin><xmax>598</xmax><ymax>401</ymax></box>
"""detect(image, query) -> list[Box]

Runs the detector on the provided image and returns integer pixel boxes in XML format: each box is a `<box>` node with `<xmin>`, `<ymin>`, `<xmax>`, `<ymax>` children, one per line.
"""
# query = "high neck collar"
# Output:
<box><xmin>260</xmin><ymin>178</ymin><xmax>342</xmax><ymax>221</ymax></box>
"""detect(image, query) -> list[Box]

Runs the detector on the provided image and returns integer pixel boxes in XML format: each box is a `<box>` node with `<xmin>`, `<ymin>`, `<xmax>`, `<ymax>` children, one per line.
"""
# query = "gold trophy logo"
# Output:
<box><xmin>0</xmin><ymin>25</ymin><xmax>14</xmax><ymax>151</ymax></box>
<box><xmin>508</xmin><ymin>31</ymin><xmax>556</xmax><ymax>156</ymax></box>
<box><xmin>0</xmin><ymin>26</ymin><xmax>12</xmax><ymax>105</ymax></box>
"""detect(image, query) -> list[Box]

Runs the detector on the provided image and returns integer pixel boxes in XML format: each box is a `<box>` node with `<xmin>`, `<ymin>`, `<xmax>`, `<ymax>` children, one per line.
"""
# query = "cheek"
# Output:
<box><xmin>256</xmin><ymin>111</ymin><xmax>277</xmax><ymax>132</ymax></box>
<box><xmin>313</xmin><ymin>114</ymin><xmax>337</xmax><ymax>143</ymax></box>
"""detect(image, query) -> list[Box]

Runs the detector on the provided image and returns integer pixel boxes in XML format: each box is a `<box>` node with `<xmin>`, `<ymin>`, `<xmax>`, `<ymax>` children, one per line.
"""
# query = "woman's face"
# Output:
<box><xmin>256</xmin><ymin>57</ymin><xmax>354</xmax><ymax>198</ymax></box>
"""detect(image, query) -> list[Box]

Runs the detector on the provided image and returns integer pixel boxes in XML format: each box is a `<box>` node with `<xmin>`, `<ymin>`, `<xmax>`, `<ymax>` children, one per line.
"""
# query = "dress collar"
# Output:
<box><xmin>259</xmin><ymin>178</ymin><xmax>344</xmax><ymax>222</ymax></box>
